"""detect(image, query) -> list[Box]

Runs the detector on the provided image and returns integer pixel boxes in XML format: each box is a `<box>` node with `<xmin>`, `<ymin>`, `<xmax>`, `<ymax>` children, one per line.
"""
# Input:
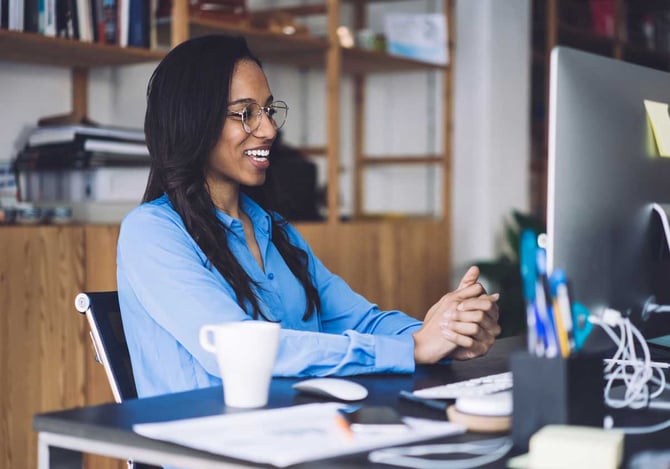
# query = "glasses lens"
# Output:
<box><xmin>238</xmin><ymin>101</ymin><xmax>289</xmax><ymax>134</ymax></box>
<box><xmin>242</xmin><ymin>103</ymin><xmax>262</xmax><ymax>134</ymax></box>
<box><xmin>268</xmin><ymin>102</ymin><xmax>288</xmax><ymax>130</ymax></box>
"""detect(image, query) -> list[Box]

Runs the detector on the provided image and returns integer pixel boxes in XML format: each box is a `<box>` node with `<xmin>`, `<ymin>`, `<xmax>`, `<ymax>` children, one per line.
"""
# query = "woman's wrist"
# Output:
<box><xmin>413</xmin><ymin>329</ymin><xmax>455</xmax><ymax>364</ymax></box>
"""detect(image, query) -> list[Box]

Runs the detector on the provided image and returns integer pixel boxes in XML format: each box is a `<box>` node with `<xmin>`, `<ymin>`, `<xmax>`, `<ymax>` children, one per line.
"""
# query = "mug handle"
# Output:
<box><xmin>199</xmin><ymin>325</ymin><xmax>218</xmax><ymax>353</ymax></box>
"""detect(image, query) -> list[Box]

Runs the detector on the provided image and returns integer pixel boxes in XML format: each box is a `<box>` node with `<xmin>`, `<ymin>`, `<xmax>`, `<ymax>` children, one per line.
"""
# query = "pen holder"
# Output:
<box><xmin>510</xmin><ymin>352</ymin><xmax>604</xmax><ymax>451</ymax></box>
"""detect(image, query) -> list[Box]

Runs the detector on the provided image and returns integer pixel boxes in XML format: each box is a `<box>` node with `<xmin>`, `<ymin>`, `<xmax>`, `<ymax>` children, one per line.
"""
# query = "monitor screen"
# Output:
<box><xmin>546</xmin><ymin>46</ymin><xmax>670</xmax><ymax>343</ymax></box>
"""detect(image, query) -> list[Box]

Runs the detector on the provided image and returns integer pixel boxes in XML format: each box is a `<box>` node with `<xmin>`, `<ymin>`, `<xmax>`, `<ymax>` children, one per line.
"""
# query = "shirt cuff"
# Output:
<box><xmin>374</xmin><ymin>334</ymin><xmax>416</xmax><ymax>373</ymax></box>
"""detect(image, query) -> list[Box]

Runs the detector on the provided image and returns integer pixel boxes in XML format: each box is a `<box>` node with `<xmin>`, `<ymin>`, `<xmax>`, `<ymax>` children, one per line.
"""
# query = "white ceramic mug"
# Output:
<box><xmin>200</xmin><ymin>321</ymin><xmax>280</xmax><ymax>408</ymax></box>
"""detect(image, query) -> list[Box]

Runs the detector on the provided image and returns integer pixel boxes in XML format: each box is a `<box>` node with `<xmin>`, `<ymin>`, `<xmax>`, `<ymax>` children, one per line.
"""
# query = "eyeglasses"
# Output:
<box><xmin>226</xmin><ymin>101</ymin><xmax>289</xmax><ymax>135</ymax></box>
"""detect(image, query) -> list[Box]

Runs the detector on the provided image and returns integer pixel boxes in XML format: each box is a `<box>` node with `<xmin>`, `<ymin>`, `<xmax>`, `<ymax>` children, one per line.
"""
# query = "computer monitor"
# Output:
<box><xmin>546</xmin><ymin>46</ymin><xmax>670</xmax><ymax>345</ymax></box>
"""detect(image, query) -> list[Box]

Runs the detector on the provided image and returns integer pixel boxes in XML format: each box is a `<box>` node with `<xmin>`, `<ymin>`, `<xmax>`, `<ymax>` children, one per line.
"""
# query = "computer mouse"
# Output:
<box><xmin>292</xmin><ymin>378</ymin><xmax>368</xmax><ymax>401</ymax></box>
<box><xmin>454</xmin><ymin>390</ymin><xmax>513</xmax><ymax>417</ymax></box>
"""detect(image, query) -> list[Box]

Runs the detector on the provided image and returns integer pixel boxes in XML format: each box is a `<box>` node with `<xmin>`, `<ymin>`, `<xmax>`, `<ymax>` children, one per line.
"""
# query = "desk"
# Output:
<box><xmin>32</xmin><ymin>336</ymin><xmax>670</xmax><ymax>468</ymax></box>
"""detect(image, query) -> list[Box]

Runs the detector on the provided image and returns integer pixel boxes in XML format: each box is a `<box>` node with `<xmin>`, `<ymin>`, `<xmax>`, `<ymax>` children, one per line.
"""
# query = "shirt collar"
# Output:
<box><xmin>158</xmin><ymin>192</ymin><xmax>272</xmax><ymax>238</ymax></box>
<box><xmin>213</xmin><ymin>192</ymin><xmax>272</xmax><ymax>238</ymax></box>
<box><xmin>240</xmin><ymin>192</ymin><xmax>273</xmax><ymax>238</ymax></box>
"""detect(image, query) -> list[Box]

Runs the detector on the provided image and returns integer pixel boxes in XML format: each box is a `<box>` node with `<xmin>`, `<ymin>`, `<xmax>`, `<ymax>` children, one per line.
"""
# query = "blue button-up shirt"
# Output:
<box><xmin>117</xmin><ymin>193</ymin><xmax>422</xmax><ymax>397</ymax></box>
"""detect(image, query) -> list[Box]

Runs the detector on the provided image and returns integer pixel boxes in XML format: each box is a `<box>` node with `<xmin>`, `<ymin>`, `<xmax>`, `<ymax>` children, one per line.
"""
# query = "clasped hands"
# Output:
<box><xmin>413</xmin><ymin>265</ymin><xmax>501</xmax><ymax>364</ymax></box>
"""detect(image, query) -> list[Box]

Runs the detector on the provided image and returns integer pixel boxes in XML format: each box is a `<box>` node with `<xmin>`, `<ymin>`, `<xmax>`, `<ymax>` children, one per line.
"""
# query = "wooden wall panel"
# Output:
<box><xmin>0</xmin><ymin>226</ymin><xmax>85</xmax><ymax>469</ymax></box>
<box><xmin>296</xmin><ymin>220</ymin><xmax>451</xmax><ymax>319</ymax></box>
<box><xmin>84</xmin><ymin>225</ymin><xmax>121</xmax><ymax>292</ymax></box>
<box><xmin>83</xmin><ymin>225</ymin><xmax>121</xmax><ymax>406</ymax></box>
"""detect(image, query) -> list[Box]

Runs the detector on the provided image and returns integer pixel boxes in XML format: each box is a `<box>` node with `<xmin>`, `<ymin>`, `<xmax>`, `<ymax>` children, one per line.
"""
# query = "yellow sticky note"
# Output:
<box><xmin>644</xmin><ymin>99</ymin><xmax>670</xmax><ymax>157</ymax></box>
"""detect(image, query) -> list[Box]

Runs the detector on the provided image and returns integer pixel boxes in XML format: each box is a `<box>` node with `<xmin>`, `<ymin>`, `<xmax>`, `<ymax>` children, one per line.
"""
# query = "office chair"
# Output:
<box><xmin>75</xmin><ymin>291</ymin><xmax>159</xmax><ymax>469</ymax></box>
<box><xmin>75</xmin><ymin>291</ymin><xmax>138</xmax><ymax>402</ymax></box>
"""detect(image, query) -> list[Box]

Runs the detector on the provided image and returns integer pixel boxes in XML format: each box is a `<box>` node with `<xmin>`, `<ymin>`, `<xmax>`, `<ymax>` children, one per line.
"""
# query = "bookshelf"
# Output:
<box><xmin>530</xmin><ymin>0</ymin><xmax>670</xmax><ymax>218</ymax></box>
<box><xmin>2</xmin><ymin>1</ymin><xmax>453</xmax><ymax>222</ymax></box>
<box><xmin>0</xmin><ymin>29</ymin><xmax>164</xmax><ymax>66</ymax></box>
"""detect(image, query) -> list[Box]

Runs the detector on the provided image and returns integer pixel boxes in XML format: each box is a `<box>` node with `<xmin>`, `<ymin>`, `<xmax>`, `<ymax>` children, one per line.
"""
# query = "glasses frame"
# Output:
<box><xmin>226</xmin><ymin>100</ymin><xmax>289</xmax><ymax>135</ymax></box>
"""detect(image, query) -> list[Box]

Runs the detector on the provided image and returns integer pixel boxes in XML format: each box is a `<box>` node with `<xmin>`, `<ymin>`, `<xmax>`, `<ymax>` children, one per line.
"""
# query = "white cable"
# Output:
<box><xmin>367</xmin><ymin>437</ymin><xmax>513</xmax><ymax>469</ymax></box>
<box><xmin>589</xmin><ymin>311</ymin><xmax>670</xmax><ymax>411</ymax></box>
<box><xmin>607</xmin><ymin>418</ymin><xmax>670</xmax><ymax>435</ymax></box>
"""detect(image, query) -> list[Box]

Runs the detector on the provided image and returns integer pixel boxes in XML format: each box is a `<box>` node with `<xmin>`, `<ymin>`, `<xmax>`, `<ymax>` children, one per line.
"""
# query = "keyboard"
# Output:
<box><xmin>413</xmin><ymin>371</ymin><xmax>513</xmax><ymax>400</ymax></box>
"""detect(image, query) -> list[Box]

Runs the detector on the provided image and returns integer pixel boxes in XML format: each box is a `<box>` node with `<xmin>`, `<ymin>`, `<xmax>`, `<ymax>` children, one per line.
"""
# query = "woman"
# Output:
<box><xmin>117</xmin><ymin>35</ymin><xmax>500</xmax><ymax>398</ymax></box>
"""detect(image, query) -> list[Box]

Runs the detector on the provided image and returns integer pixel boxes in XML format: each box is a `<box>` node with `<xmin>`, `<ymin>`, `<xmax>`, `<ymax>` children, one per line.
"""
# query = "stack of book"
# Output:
<box><xmin>1</xmin><ymin>0</ymin><xmax>166</xmax><ymax>48</ymax></box>
<box><xmin>16</xmin><ymin>123</ymin><xmax>149</xmax><ymax>170</ymax></box>
<box><xmin>14</xmin><ymin>123</ymin><xmax>150</xmax><ymax>206</ymax></box>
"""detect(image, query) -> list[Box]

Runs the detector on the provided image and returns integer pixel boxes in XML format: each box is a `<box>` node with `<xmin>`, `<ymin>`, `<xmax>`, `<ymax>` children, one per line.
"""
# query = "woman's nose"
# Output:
<box><xmin>253</xmin><ymin>109</ymin><xmax>277</xmax><ymax>139</ymax></box>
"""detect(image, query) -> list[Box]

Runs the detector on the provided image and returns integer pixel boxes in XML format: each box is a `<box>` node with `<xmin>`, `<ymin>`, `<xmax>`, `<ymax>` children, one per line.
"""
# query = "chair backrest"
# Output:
<box><xmin>75</xmin><ymin>291</ymin><xmax>138</xmax><ymax>402</ymax></box>
<box><xmin>75</xmin><ymin>292</ymin><xmax>161</xmax><ymax>469</ymax></box>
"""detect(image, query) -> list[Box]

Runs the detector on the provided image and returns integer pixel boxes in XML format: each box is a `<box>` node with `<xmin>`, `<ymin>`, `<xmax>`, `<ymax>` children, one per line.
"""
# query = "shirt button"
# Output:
<box><xmin>267</xmin><ymin>273</ymin><xmax>275</xmax><ymax>280</ymax></box>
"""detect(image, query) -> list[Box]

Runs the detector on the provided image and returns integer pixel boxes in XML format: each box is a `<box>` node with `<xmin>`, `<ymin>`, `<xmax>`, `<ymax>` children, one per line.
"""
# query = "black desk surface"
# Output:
<box><xmin>33</xmin><ymin>336</ymin><xmax>670</xmax><ymax>468</ymax></box>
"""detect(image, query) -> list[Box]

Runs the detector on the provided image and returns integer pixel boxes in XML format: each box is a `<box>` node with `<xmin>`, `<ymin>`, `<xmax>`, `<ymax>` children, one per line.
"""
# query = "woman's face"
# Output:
<box><xmin>207</xmin><ymin>60</ymin><xmax>277</xmax><ymax>190</ymax></box>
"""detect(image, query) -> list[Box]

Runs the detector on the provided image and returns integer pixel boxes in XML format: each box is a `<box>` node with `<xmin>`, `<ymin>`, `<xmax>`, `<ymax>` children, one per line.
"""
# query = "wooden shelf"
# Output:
<box><xmin>342</xmin><ymin>47</ymin><xmax>448</xmax><ymax>74</ymax></box>
<box><xmin>362</xmin><ymin>154</ymin><xmax>444</xmax><ymax>166</ymax></box>
<box><xmin>0</xmin><ymin>30</ymin><xmax>165</xmax><ymax>68</ymax></box>
<box><xmin>157</xmin><ymin>17</ymin><xmax>448</xmax><ymax>74</ymax></box>
<box><xmin>342</xmin><ymin>0</ymin><xmax>420</xmax><ymax>3</ymax></box>
<box><xmin>187</xmin><ymin>17</ymin><xmax>329</xmax><ymax>68</ymax></box>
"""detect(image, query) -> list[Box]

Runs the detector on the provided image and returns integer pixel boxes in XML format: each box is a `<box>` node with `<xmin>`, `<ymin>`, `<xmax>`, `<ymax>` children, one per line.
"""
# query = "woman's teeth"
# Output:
<box><xmin>245</xmin><ymin>149</ymin><xmax>269</xmax><ymax>161</ymax></box>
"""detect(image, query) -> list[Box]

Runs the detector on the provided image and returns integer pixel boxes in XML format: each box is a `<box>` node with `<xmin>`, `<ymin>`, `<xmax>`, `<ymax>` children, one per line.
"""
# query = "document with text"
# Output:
<box><xmin>134</xmin><ymin>403</ymin><xmax>465</xmax><ymax>467</ymax></box>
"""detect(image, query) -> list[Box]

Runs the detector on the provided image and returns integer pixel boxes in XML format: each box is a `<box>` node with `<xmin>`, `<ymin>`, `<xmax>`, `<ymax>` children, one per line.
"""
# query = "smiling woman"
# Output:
<box><xmin>116</xmin><ymin>34</ymin><xmax>500</xmax><ymax>399</ymax></box>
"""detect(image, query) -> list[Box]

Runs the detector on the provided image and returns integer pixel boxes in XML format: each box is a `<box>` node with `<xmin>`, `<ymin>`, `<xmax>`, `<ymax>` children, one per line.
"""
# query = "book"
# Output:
<box><xmin>83</xmin><ymin>139</ymin><xmax>148</xmax><ymax>156</ymax></box>
<box><xmin>90</xmin><ymin>0</ymin><xmax>102</xmax><ymax>42</ymax></box>
<box><xmin>101</xmin><ymin>0</ymin><xmax>117</xmax><ymax>44</ymax></box>
<box><xmin>76</xmin><ymin>0</ymin><xmax>92</xmax><ymax>41</ymax></box>
<box><xmin>127</xmin><ymin>0</ymin><xmax>149</xmax><ymax>48</ymax></box>
<box><xmin>24</xmin><ymin>0</ymin><xmax>39</xmax><ymax>32</ymax></box>
<box><xmin>0</xmin><ymin>0</ymin><xmax>7</xmax><ymax>30</ymax></box>
<box><xmin>118</xmin><ymin>0</ymin><xmax>128</xmax><ymax>46</ymax></box>
<box><xmin>28</xmin><ymin>124</ymin><xmax>145</xmax><ymax>146</ymax></box>
<box><xmin>43</xmin><ymin>0</ymin><xmax>56</xmax><ymax>36</ymax></box>
<box><xmin>8</xmin><ymin>0</ymin><xmax>25</xmax><ymax>31</ymax></box>
<box><xmin>56</xmin><ymin>0</ymin><xmax>78</xmax><ymax>38</ymax></box>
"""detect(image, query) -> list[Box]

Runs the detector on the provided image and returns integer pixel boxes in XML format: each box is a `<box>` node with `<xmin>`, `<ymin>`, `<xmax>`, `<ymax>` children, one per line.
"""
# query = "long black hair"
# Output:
<box><xmin>143</xmin><ymin>35</ymin><xmax>320</xmax><ymax>321</ymax></box>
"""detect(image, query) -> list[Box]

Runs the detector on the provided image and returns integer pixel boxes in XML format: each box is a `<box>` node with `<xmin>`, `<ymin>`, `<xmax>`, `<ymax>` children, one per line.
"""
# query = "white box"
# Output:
<box><xmin>88</xmin><ymin>167</ymin><xmax>149</xmax><ymax>202</ymax></box>
<box><xmin>384</xmin><ymin>13</ymin><xmax>448</xmax><ymax>65</ymax></box>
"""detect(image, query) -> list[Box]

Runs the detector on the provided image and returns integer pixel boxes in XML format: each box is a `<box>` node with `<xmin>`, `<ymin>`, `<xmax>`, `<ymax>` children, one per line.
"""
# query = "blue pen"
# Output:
<box><xmin>535</xmin><ymin>248</ymin><xmax>559</xmax><ymax>358</ymax></box>
<box><xmin>520</xmin><ymin>230</ymin><xmax>539</xmax><ymax>355</ymax></box>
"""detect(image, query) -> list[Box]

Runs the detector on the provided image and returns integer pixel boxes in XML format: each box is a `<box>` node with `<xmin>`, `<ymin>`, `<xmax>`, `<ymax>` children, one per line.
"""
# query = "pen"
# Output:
<box><xmin>335</xmin><ymin>413</ymin><xmax>353</xmax><ymax>439</ymax></box>
<box><xmin>520</xmin><ymin>229</ymin><xmax>539</xmax><ymax>355</ymax></box>
<box><xmin>549</xmin><ymin>269</ymin><xmax>574</xmax><ymax>357</ymax></box>
<box><xmin>399</xmin><ymin>390</ymin><xmax>448</xmax><ymax>411</ymax></box>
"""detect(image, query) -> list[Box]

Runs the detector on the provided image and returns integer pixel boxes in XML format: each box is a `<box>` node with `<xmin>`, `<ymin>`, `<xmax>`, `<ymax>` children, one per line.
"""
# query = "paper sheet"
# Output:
<box><xmin>134</xmin><ymin>403</ymin><xmax>465</xmax><ymax>467</ymax></box>
<box><xmin>644</xmin><ymin>100</ymin><xmax>670</xmax><ymax>157</ymax></box>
